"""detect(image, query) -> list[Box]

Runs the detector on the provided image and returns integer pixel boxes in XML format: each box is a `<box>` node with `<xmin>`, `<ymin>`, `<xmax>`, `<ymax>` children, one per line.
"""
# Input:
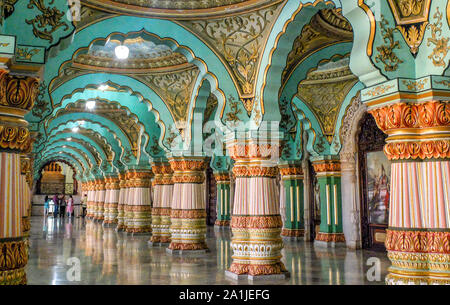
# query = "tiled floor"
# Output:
<box><xmin>26</xmin><ymin>216</ymin><xmax>390</xmax><ymax>285</ymax></box>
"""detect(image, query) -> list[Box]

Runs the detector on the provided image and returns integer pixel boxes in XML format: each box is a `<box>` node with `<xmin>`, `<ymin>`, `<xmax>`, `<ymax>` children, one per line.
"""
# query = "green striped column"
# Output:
<box><xmin>312</xmin><ymin>160</ymin><xmax>345</xmax><ymax>247</ymax></box>
<box><xmin>214</xmin><ymin>172</ymin><xmax>231</xmax><ymax>227</ymax></box>
<box><xmin>279</xmin><ymin>166</ymin><xmax>304</xmax><ymax>240</ymax></box>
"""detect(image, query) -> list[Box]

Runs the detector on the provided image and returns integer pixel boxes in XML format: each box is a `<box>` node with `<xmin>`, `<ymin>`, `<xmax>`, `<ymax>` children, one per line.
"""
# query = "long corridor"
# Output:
<box><xmin>26</xmin><ymin>216</ymin><xmax>390</xmax><ymax>285</ymax></box>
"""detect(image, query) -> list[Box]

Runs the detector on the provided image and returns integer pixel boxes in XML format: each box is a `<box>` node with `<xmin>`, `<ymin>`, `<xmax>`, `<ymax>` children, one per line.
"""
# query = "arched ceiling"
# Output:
<box><xmin>82</xmin><ymin>0</ymin><xmax>283</xmax><ymax>19</ymax></box>
<box><xmin>4</xmin><ymin>0</ymin><xmax>446</xmax><ymax>181</ymax></box>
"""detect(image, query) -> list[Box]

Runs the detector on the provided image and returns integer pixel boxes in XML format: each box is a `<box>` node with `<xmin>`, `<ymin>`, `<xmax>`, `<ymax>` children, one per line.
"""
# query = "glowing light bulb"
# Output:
<box><xmin>86</xmin><ymin>100</ymin><xmax>96</xmax><ymax>110</ymax></box>
<box><xmin>72</xmin><ymin>126</ymin><xmax>79</xmax><ymax>133</ymax></box>
<box><xmin>98</xmin><ymin>84</ymin><xmax>108</xmax><ymax>91</ymax></box>
<box><xmin>115</xmin><ymin>45</ymin><xmax>129</xmax><ymax>59</ymax></box>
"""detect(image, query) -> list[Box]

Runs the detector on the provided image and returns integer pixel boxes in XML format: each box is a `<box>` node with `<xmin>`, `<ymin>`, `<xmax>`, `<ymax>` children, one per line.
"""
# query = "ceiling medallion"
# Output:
<box><xmin>387</xmin><ymin>0</ymin><xmax>432</xmax><ymax>55</ymax></box>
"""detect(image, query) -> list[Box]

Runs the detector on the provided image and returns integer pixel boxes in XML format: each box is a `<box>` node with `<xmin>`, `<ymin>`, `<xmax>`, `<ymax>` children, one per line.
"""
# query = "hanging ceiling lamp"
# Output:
<box><xmin>115</xmin><ymin>44</ymin><xmax>129</xmax><ymax>60</ymax></box>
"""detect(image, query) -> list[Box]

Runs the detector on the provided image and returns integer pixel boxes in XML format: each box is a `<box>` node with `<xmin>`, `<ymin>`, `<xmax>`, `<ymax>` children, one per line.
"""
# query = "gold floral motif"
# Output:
<box><xmin>362</xmin><ymin>84</ymin><xmax>396</xmax><ymax>98</ymax></box>
<box><xmin>315</xmin><ymin>232</ymin><xmax>346</xmax><ymax>242</ymax></box>
<box><xmin>170</xmin><ymin>209</ymin><xmax>206</xmax><ymax>219</ymax></box>
<box><xmin>281</xmin><ymin>228</ymin><xmax>304</xmax><ymax>237</ymax></box>
<box><xmin>385</xmin><ymin>229</ymin><xmax>450</xmax><ymax>253</ymax></box>
<box><xmin>16</xmin><ymin>47</ymin><xmax>40</xmax><ymax>62</ymax></box>
<box><xmin>0</xmin><ymin>238</ymin><xmax>28</xmax><ymax>285</ymax></box>
<box><xmin>138</xmin><ymin>67</ymin><xmax>199</xmax><ymax>127</ymax></box>
<box><xmin>375</xmin><ymin>15</ymin><xmax>404</xmax><ymax>72</ymax></box>
<box><xmin>25</xmin><ymin>0</ymin><xmax>69</xmax><ymax>43</ymax></box>
<box><xmin>402</xmin><ymin>78</ymin><xmax>428</xmax><ymax>91</ymax></box>
<box><xmin>312</xmin><ymin>160</ymin><xmax>341</xmax><ymax>173</ymax></box>
<box><xmin>384</xmin><ymin>140</ymin><xmax>450</xmax><ymax>160</ymax></box>
<box><xmin>233</xmin><ymin>166</ymin><xmax>278</xmax><ymax>178</ymax></box>
<box><xmin>180</xmin><ymin>4</ymin><xmax>281</xmax><ymax>102</ymax></box>
<box><xmin>224</xmin><ymin>95</ymin><xmax>242</xmax><ymax>125</ymax></box>
<box><xmin>231</xmin><ymin>215</ymin><xmax>282</xmax><ymax>229</ymax></box>
<box><xmin>388</xmin><ymin>0</ymin><xmax>432</xmax><ymax>54</ymax></box>
<box><xmin>0</xmin><ymin>125</ymin><xmax>31</xmax><ymax>152</ymax></box>
<box><xmin>297</xmin><ymin>67</ymin><xmax>358</xmax><ymax>143</ymax></box>
<box><xmin>0</xmin><ymin>0</ymin><xmax>18</xmax><ymax>26</ymax></box>
<box><xmin>1</xmin><ymin>74</ymin><xmax>39</xmax><ymax>111</ymax></box>
<box><xmin>427</xmin><ymin>7</ymin><xmax>450</xmax><ymax>67</ymax></box>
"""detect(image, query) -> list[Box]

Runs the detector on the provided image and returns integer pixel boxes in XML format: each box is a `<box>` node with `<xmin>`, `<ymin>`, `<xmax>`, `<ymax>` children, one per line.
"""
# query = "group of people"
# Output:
<box><xmin>43</xmin><ymin>194</ymin><xmax>75</xmax><ymax>218</ymax></box>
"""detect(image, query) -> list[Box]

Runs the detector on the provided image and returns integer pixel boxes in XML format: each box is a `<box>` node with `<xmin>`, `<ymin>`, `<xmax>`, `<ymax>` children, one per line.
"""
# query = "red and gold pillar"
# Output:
<box><xmin>150</xmin><ymin>162</ymin><xmax>173</xmax><ymax>245</ymax></box>
<box><xmin>125</xmin><ymin>171</ymin><xmax>152</xmax><ymax>234</ymax></box>
<box><xmin>225</xmin><ymin>137</ymin><xmax>288</xmax><ymax>280</ymax></box>
<box><xmin>86</xmin><ymin>180</ymin><xmax>96</xmax><ymax>218</ymax></box>
<box><xmin>103</xmin><ymin>176</ymin><xmax>120</xmax><ymax>226</ymax></box>
<box><xmin>94</xmin><ymin>178</ymin><xmax>106</xmax><ymax>221</ymax></box>
<box><xmin>167</xmin><ymin>158</ymin><xmax>208</xmax><ymax>253</ymax></box>
<box><xmin>369</xmin><ymin>97</ymin><xmax>450</xmax><ymax>284</ymax></box>
<box><xmin>116</xmin><ymin>172</ymin><xmax>127</xmax><ymax>231</ymax></box>
<box><xmin>0</xmin><ymin>70</ymin><xmax>38</xmax><ymax>284</ymax></box>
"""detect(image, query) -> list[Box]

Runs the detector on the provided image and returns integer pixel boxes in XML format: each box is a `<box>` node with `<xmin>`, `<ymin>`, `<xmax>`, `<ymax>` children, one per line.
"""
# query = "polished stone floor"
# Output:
<box><xmin>26</xmin><ymin>216</ymin><xmax>390</xmax><ymax>285</ymax></box>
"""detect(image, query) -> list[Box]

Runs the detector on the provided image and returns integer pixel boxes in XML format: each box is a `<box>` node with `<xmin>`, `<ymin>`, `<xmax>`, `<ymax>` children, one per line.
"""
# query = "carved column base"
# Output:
<box><xmin>0</xmin><ymin>238</ymin><xmax>28</xmax><ymax>285</ymax></box>
<box><xmin>125</xmin><ymin>205</ymin><xmax>152</xmax><ymax>234</ymax></box>
<box><xmin>385</xmin><ymin>229</ymin><xmax>450</xmax><ymax>285</ymax></box>
<box><xmin>168</xmin><ymin>209</ymin><xmax>207</xmax><ymax>252</ymax></box>
<box><xmin>116</xmin><ymin>206</ymin><xmax>125</xmax><ymax>230</ymax></box>
<box><xmin>215</xmin><ymin>220</ymin><xmax>230</xmax><ymax>227</ymax></box>
<box><xmin>103</xmin><ymin>203</ymin><xmax>118</xmax><ymax>225</ymax></box>
<box><xmin>21</xmin><ymin>217</ymin><xmax>31</xmax><ymax>238</ymax></box>
<box><xmin>228</xmin><ymin>216</ymin><xmax>287</xmax><ymax>277</ymax></box>
<box><xmin>314</xmin><ymin>232</ymin><xmax>346</xmax><ymax>248</ymax></box>
<box><xmin>281</xmin><ymin>228</ymin><xmax>304</xmax><ymax>239</ymax></box>
<box><xmin>150</xmin><ymin>208</ymin><xmax>171</xmax><ymax>244</ymax></box>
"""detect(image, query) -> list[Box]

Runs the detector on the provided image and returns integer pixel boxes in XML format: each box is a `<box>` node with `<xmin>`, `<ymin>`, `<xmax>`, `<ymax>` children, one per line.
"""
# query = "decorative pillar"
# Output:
<box><xmin>94</xmin><ymin>179</ymin><xmax>106</xmax><ymax>221</ymax></box>
<box><xmin>86</xmin><ymin>180</ymin><xmax>95</xmax><ymax>218</ymax></box>
<box><xmin>368</xmin><ymin>99</ymin><xmax>450</xmax><ymax>285</ymax></box>
<box><xmin>124</xmin><ymin>171</ymin><xmax>134</xmax><ymax>231</ymax></box>
<box><xmin>20</xmin><ymin>156</ymin><xmax>32</xmax><ymax>238</ymax></box>
<box><xmin>125</xmin><ymin>171</ymin><xmax>152</xmax><ymax>234</ymax></box>
<box><xmin>150</xmin><ymin>163</ymin><xmax>173</xmax><ymax>245</ymax></box>
<box><xmin>279</xmin><ymin>164</ymin><xmax>304</xmax><ymax>240</ymax></box>
<box><xmin>103</xmin><ymin>176</ymin><xmax>120</xmax><ymax>227</ymax></box>
<box><xmin>214</xmin><ymin>172</ymin><xmax>231</xmax><ymax>228</ymax></box>
<box><xmin>225</xmin><ymin>134</ymin><xmax>288</xmax><ymax>280</ymax></box>
<box><xmin>312</xmin><ymin>159</ymin><xmax>345</xmax><ymax>247</ymax></box>
<box><xmin>167</xmin><ymin>157</ymin><xmax>208</xmax><ymax>254</ymax></box>
<box><xmin>116</xmin><ymin>173</ymin><xmax>127</xmax><ymax>231</ymax></box>
<box><xmin>0</xmin><ymin>71</ymin><xmax>38</xmax><ymax>285</ymax></box>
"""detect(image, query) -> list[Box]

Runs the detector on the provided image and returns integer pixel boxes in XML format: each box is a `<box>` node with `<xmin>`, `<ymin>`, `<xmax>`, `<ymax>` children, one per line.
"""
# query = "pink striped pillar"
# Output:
<box><xmin>103</xmin><ymin>176</ymin><xmax>120</xmax><ymax>226</ymax></box>
<box><xmin>116</xmin><ymin>173</ymin><xmax>127</xmax><ymax>231</ymax></box>
<box><xmin>225</xmin><ymin>136</ymin><xmax>288</xmax><ymax>280</ymax></box>
<box><xmin>125</xmin><ymin>171</ymin><xmax>152</xmax><ymax>234</ymax></box>
<box><xmin>167</xmin><ymin>157</ymin><xmax>208</xmax><ymax>253</ymax></box>
<box><xmin>369</xmin><ymin>99</ymin><xmax>450</xmax><ymax>284</ymax></box>
<box><xmin>94</xmin><ymin>179</ymin><xmax>106</xmax><ymax>221</ymax></box>
<box><xmin>150</xmin><ymin>163</ymin><xmax>173</xmax><ymax>245</ymax></box>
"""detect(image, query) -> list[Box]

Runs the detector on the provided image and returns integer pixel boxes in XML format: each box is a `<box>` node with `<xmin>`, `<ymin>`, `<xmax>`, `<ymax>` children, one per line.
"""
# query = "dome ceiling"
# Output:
<box><xmin>82</xmin><ymin>0</ymin><xmax>283</xmax><ymax>18</ymax></box>
<box><xmin>73</xmin><ymin>35</ymin><xmax>189</xmax><ymax>71</ymax></box>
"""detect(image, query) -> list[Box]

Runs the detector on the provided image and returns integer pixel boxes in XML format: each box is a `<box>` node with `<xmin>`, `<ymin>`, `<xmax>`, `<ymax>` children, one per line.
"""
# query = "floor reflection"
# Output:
<box><xmin>27</xmin><ymin>216</ymin><xmax>389</xmax><ymax>285</ymax></box>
